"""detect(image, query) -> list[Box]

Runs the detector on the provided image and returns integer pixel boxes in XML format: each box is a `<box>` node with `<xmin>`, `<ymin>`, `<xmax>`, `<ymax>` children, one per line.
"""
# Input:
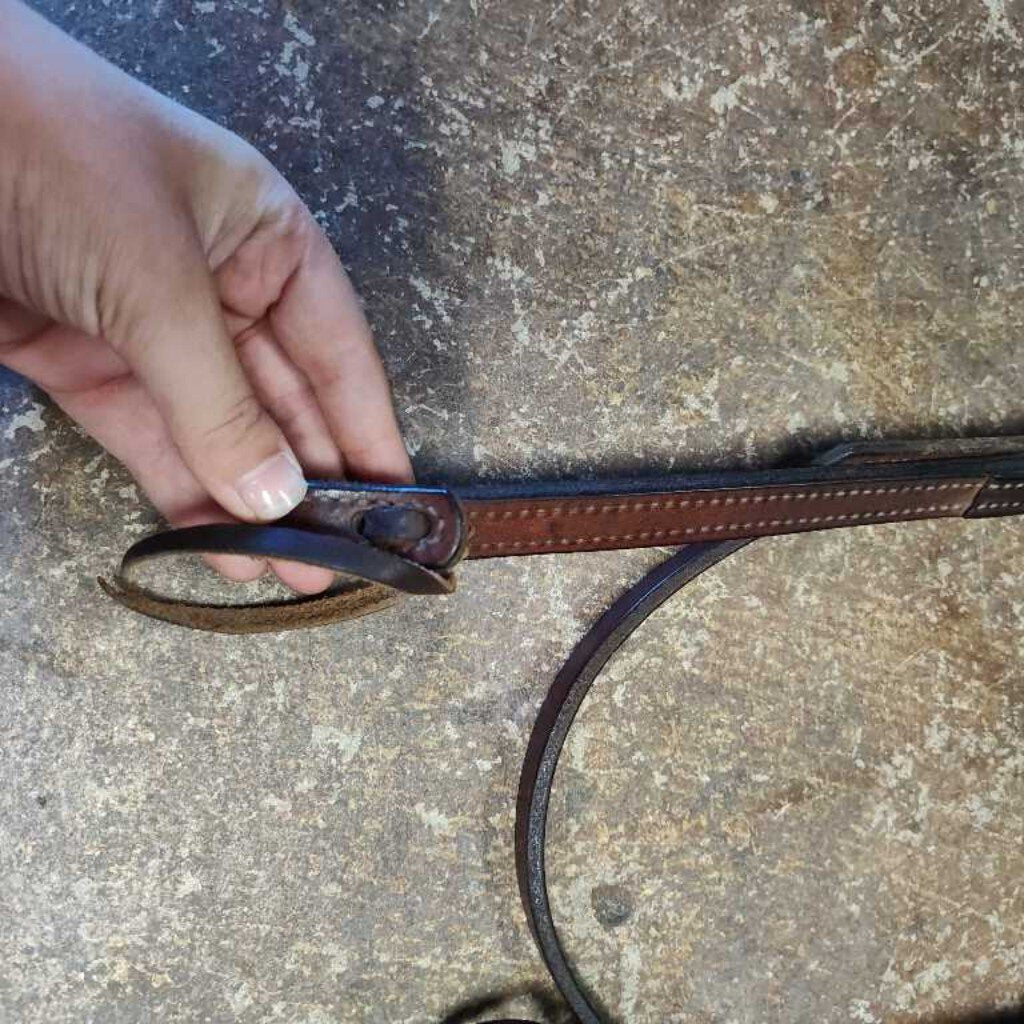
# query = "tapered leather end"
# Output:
<box><xmin>99</xmin><ymin>575</ymin><xmax>400</xmax><ymax>635</ymax></box>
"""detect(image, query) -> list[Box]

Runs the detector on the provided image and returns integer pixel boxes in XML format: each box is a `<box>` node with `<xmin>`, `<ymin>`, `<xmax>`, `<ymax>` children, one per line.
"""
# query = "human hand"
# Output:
<box><xmin>0</xmin><ymin>1</ymin><xmax>412</xmax><ymax>594</ymax></box>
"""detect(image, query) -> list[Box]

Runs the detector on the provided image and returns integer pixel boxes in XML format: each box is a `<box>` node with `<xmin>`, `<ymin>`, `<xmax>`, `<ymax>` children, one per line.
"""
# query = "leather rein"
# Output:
<box><xmin>101</xmin><ymin>434</ymin><xmax>1024</xmax><ymax>1022</ymax></box>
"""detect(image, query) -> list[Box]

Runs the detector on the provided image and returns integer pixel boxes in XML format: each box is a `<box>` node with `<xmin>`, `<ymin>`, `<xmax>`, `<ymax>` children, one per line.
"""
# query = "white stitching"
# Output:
<box><xmin>472</xmin><ymin>504</ymin><xmax>961</xmax><ymax>551</ymax></box>
<box><xmin>974</xmin><ymin>499</ymin><xmax>1024</xmax><ymax>511</ymax></box>
<box><xmin>466</xmin><ymin>481</ymin><xmax>977</xmax><ymax>522</ymax></box>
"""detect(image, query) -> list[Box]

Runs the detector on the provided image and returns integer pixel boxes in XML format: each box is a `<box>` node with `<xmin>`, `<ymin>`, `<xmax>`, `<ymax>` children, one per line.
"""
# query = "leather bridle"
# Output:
<box><xmin>101</xmin><ymin>434</ymin><xmax>1024</xmax><ymax>1021</ymax></box>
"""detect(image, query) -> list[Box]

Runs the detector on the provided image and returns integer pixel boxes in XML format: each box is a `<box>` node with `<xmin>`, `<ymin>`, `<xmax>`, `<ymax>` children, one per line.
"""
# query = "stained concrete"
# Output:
<box><xmin>1</xmin><ymin>2</ymin><xmax>1023</xmax><ymax>1022</ymax></box>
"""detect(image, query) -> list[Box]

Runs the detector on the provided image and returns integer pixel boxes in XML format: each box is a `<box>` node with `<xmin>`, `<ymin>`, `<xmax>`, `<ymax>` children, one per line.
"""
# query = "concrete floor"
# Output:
<box><xmin>1</xmin><ymin>1</ymin><xmax>1023</xmax><ymax>1022</ymax></box>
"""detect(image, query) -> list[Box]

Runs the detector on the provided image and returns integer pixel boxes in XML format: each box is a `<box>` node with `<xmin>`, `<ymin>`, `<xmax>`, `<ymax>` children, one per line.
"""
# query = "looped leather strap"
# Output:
<box><xmin>507</xmin><ymin>439</ymin><xmax>979</xmax><ymax>1022</ymax></box>
<box><xmin>94</xmin><ymin>434</ymin><xmax>1024</xmax><ymax>1019</ymax></box>
<box><xmin>514</xmin><ymin>540</ymin><xmax>747</xmax><ymax>1022</ymax></box>
<box><xmin>99</xmin><ymin>523</ymin><xmax>455</xmax><ymax>635</ymax></box>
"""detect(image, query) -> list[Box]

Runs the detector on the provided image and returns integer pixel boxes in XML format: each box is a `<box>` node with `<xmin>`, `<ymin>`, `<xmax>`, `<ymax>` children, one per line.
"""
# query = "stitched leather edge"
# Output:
<box><xmin>465</xmin><ymin>479</ymin><xmax>983</xmax><ymax>557</ymax></box>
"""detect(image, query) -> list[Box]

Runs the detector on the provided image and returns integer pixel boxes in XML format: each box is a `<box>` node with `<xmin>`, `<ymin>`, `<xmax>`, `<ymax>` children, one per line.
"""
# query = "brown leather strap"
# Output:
<box><xmin>456</xmin><ymin>434</ymin><xmax>1024</xmax><ymax>557</ymax></box>
<box><xmin>511</xmin><ymin>437</ymin><xmax>926</xmax><ymax>1023</ymax></box>
<box><xmin>101</xmin><ymin>435</ymin><xmax>1024</xmax><ymax>633</ymax></box>
<box><xmin>462</xmin><ymin>475</ymin><xmax>983</xmax><ymax>557</ymax></box>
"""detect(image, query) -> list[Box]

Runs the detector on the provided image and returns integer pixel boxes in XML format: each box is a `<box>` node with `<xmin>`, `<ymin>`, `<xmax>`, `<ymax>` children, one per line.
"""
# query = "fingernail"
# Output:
<box><xmin>236</xmin><ymin>450</ymin><xmax>307</xmax><ymax>521</ymax></box>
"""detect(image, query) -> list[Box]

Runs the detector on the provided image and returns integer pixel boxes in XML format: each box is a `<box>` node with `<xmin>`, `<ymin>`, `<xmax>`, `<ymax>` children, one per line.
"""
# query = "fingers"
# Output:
<box><xmin>74</xmin><ymin>377</ymin><xmax>267</xmax><ymax>583</ymax></box>
<box><xmin>0</xmin><ymin>308</ymin><xmax>131</xmax><ymax>392</ymax></box>
<box><xmin>3</xmin><ymin>306</ymin><xmax>334</xmax><ymax>595</ymax></box>
<box><xmin>234</xmin><ymin>322</ymin><xmax>340</xmax><ymax>594</ymax></box>
<box><xmin>57</xmin><ymin>358</ymin><xmax>326</xmax><ymax>593</ymax></box>
<box><xmin>104</xmin><ymin>233</ymin><xmax>308</xmax><ymax>524</ymax></box>
<box><xmin>6</xmin><ymin>327</ymin><xmax>270</xmax><ymax>583</ymax></box>
<box><xmin>0</xmin><ymin>298</ymin><xmax>49</xmax><ymax>348</ymax></box>
<box><xmin>269</xmin><ymin>223</ymin><xmax>414</xmax><ymax>484</ymax></box>
<box><xmin>4</xmin><ymin>205</ymin><xmax>408</xmax><ymax>600</ymax></box>
<box><xmin>235</xmin><ymin>322</ymin><xmax>342</xmax><ymax>478</ymax></box>
<box><xmin>217</xmin><ymin>208</ymin><xmax>411</xmax><ymax>593</ymax></box>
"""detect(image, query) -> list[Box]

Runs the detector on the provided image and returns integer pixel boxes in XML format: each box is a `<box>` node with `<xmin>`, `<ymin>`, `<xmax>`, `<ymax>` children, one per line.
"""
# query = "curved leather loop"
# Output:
<box><xmin>507</xmin><ymin>442</ymin><xmax>935</xmax><ymax>1021</ymax></box>
<box><xmin>514</xmin><ymin>540</ymin><xmax>749</xmax><ymax>1023</ymax></box>
<box><xmin>100</xmin><ymin>523</ymin><xmax>455</xmax><ymax>635</ymax></box>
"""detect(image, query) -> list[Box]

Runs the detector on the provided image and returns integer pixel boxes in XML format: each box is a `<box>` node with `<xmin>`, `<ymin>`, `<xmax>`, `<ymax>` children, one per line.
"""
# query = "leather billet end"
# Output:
<box><xmin>101</xmin><ymin>521</ymin><xmax>458</xmax><ymax>634</ymax></box>
<box><xmin>99</xmin><ymin>575</ymin><xmax>400</xmax><ymax>635</ymax></box>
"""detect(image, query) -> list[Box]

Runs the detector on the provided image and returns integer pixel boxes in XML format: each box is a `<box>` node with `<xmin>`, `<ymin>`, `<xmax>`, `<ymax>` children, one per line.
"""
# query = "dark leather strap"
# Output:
<box><xmin>101</xmin><ymin>523</ymin><xmax>453</xmax><ymax>634</ymax></box>
<box><xmin>509</xmin><ymin>440</ymin><xmax>868</xmax><ymax>1022</ymax></box>
<box><xmin>493</xmin><ymin>437</ymin><xmax>1024</xmax><ymax>1023</ymax></box>
<box><xmin>101</xmin><ymin>436</ymin><xmax>1024</xmax><ymax>633</ymax></box>
<box><xmin>515</xmin><ymin>539</ymin><xmax>747</xmax><ymax>1023</ymax></box>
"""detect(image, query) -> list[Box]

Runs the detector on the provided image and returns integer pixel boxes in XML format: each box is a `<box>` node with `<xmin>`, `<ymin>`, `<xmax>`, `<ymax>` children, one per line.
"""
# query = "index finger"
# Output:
<box><xmin>269</xmin><ymin>222</ymin><xmax>413</xmax><ymax>484</ymax></box>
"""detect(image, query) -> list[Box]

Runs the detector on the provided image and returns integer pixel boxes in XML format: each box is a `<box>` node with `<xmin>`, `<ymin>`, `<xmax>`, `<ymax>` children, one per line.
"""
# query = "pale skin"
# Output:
<box><xmin>0</xmin><ymin>0</ymin><xmax>413</xmax><ymax>593</ymax></box>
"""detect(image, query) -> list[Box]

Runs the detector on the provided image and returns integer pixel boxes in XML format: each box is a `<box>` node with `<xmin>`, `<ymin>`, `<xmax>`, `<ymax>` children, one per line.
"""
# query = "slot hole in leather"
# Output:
<box><xmin>355</xmin><ymin>505</ymin><xmax>434</xmax><ymax>550</ymax></box>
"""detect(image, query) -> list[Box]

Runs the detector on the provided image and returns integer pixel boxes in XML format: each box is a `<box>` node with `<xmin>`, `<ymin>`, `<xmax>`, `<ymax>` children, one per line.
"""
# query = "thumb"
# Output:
<box><xmin>104</xmin><ymin>235</ymin><xmax>307</xmax><ymax>523</ymax></box>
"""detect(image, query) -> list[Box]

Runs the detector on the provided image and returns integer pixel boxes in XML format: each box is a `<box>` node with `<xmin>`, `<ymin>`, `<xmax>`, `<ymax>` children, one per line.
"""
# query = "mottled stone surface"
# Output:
<box><xmin>2</xmin><ymin>2</ymin><xmax>1023</xmax><ymax>1022</ymax></box>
